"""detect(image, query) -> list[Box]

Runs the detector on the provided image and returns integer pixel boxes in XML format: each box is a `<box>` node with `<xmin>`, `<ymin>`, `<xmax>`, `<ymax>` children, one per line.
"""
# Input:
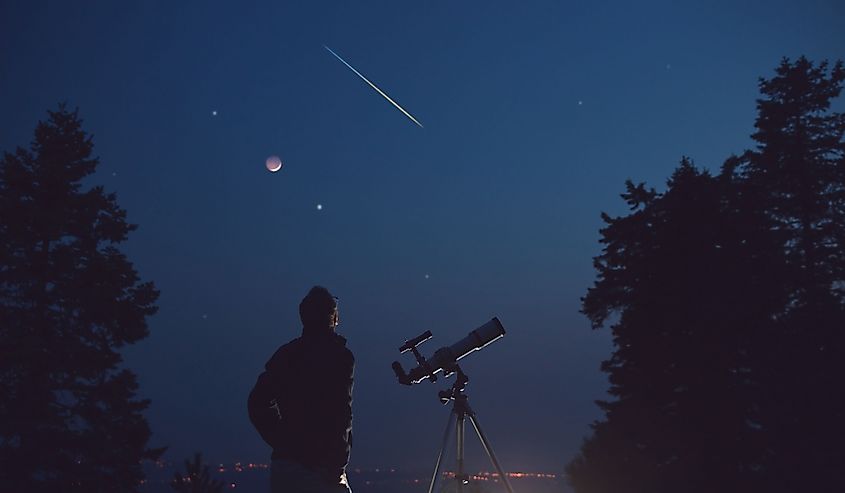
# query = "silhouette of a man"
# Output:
<box><xmin>248</xmin><ymin>286</ymin><xmax>354</xmax><ymax>492</ymax></box>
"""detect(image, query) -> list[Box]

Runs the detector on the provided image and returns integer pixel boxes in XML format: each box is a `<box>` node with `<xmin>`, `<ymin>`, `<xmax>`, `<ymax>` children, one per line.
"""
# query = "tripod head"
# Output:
<box><xmin>438</xmin><ymin>365</ymin><xmax>469</xmax><ymax>405</ymax></box>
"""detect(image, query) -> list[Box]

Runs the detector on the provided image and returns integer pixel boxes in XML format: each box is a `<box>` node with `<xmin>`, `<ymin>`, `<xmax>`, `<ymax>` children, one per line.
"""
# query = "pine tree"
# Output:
<box><xmin>729</xmin><ymin>57</ymin><xmax>845</xmax><ymax>491</ymax></box>
<box><xmin>566</xmin><ymin>160</ymin><xmax>779</xmax><ymax>493</ymax></box>
<box><xmin>171</xmin><ymin>453</ymin><xmax>225</xmax><ymax>493</ymax></box>
<box><xmin>567</xmin><ymin>57</ymin><xmax>845</xmax><ymax>493</ymax></box>
<box><xmin>0</xmin><ymin>105</ymin><xmax>163</xmax><ymax>492</ymax></box>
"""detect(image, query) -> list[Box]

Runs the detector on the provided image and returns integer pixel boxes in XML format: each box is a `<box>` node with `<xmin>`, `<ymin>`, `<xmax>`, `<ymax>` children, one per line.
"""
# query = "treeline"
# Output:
<box><xmin>567</xmin><ymin>57</ymin><xmax>844</xmax><ymax>492</ymax></box>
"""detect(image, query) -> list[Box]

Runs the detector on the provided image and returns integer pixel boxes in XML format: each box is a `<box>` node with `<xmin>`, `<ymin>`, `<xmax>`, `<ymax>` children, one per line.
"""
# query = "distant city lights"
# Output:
<box><xmin>143</xmin><ymin>459</ymin><xmax>560</xmax><ymax>490</ymax></box>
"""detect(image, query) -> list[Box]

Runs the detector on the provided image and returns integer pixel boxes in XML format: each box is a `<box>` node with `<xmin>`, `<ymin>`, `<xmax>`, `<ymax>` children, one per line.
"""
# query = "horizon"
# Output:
<box><xmin>141</xmin><ymin>459</ymin><xmax>569</xmax><ymax>493</ymax></box>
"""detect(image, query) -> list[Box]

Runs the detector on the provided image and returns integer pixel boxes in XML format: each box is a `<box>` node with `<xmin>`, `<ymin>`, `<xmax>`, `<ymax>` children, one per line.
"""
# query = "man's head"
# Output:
<box><xmin>299</xmin><ymin>286</ymin><xmax>339</xmax><ymax>331</ymax></box>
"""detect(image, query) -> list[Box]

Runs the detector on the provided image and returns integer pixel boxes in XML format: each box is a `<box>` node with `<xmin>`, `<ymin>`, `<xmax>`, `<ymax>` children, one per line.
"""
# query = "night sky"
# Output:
<box><xmin>2</xmin><ymin>0</ymin><xmax>843</xmax><ymax>474</ymax></box>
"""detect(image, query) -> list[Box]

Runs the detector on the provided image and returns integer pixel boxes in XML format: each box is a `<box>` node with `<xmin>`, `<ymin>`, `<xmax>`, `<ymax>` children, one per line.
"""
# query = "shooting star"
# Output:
<box><xmin>324</xmin><ymin>45</ymin><xmax>423</xmax><ymax>128</ymax></box>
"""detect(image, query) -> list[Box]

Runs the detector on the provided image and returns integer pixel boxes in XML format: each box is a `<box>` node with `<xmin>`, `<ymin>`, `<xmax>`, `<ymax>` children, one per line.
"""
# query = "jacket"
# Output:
<box><xmin>248</xmin><ymin>328</ymin><xmax>354</xmax><ymax>479</ymax></box>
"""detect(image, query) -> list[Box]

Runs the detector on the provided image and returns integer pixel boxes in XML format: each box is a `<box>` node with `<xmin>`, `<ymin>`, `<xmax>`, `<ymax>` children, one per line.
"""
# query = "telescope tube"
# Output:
<box><xmin>405</xmin><ymin>318</ymin><xmax>506</xmax><ymax>384</ymax></box>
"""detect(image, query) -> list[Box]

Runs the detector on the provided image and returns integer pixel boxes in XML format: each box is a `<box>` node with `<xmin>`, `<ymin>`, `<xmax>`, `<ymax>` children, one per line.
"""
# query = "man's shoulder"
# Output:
<box><xmin>276</xmin><ymin>337</ymin><xmax>305</xmax><ymax>354</ymax></box>
<box><xmin>267</xmin><ymin>334</ymin><xmax>353</xmax><ymax>369</ymax></box>
<box><xmin>265</xmin><ymin>337</ymin><xmax>304</xmax><ymax>369</ymax></box>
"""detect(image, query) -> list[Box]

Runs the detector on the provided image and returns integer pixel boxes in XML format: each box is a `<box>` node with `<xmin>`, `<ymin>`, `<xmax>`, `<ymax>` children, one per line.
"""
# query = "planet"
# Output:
<box><xmin>265</xmin><ymin>155</ymin><xmax>283</xmax><ymax>173</ymax></box>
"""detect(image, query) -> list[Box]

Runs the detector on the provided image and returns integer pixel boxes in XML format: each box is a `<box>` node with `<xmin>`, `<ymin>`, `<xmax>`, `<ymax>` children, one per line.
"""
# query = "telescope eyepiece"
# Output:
<box><xmin>392</xmin><ymin>361</ymin><xmax>412</xmax><ymax>385</ymax></box>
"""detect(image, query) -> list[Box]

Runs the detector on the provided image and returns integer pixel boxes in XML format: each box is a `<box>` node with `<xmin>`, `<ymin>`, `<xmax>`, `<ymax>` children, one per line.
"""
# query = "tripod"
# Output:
<box><xmin>427</xmin><ymin>366</ymin><xmax>515</xmax><ymax>493</ymax></box>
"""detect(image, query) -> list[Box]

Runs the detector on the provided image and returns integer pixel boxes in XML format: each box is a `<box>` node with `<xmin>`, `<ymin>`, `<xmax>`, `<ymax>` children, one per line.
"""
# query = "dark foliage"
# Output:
<box><xmin>171</xmin><ymin>453</ymin><xmax>225</xmax><ymax>493</ymax></box>
<box><xmin>732</xmin><ymin>56</ymin><xmax>845</xmax><ymax>491</ymax></box>
<box><xmin>0</xmin><ymin>105</ymin><xmax>163</xmax><ymax>492</ymax></box>
<box><xmin>567</xmin><ymin>57</ymin><xmax>844</xmax><ymax>492</ymax></box>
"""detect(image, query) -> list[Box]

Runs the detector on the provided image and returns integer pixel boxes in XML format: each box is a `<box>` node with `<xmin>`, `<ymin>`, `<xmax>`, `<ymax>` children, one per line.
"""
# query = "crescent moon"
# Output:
<box><xmin>266</xmin><ymin>156</ymin><xmax>283</xmax><ymax>173</ymax></box>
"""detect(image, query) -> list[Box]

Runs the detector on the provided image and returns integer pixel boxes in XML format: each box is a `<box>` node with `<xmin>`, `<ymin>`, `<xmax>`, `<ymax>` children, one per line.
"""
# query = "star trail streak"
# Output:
<box><xmin>324</xmin><ymin>45</ymin><xmax>424</xmax><ymax>128</ymax></box>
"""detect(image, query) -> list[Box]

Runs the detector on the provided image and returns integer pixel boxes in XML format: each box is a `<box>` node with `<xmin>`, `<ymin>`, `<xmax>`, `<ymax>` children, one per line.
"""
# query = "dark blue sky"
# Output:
<box><xmin>2</xmin><ymin>0</ymin><xmax>843</xmax><ymax>473</ymax></box>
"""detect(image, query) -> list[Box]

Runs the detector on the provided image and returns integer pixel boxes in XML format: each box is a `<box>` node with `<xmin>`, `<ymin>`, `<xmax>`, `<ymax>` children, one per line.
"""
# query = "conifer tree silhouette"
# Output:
<box><xmin>568</xmin><ymin>161</ymin><xmax>774</xmax><ymax>493</ymax></box>
<box><xmin>567</xmin><ymin>57</ymin><xmax>844</xmax><ymax>493</ymax></box>
<box><xmin>728</xmin><ymin>56</ymin><xmax>845</xmax><ymax>491</ymax></box>
<box><xmin>171</xmin><ymin>453</ymin><xmax>225</xmax><ymax>493</ymax></box>
<box><xmin>0</xmin><ymin>105</ymin><xmax>163</xmax><ymax>491</ymax></box>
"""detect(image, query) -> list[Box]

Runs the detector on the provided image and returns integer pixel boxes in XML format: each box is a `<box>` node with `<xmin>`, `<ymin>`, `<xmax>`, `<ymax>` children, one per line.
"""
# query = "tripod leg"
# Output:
<box><xmin>457</xmin><ymin>413</ymin><xmax>465</xmax><ymax>493</ymax></box>
<box><xmin>467</xmin><ymin>414</ymin><xmax>515</xmax><ymax>493</ymax></box>
<box><xmin>428</xmin><ymin>411</ymin><xmax>456</xmax><ymax>493</ymax></box>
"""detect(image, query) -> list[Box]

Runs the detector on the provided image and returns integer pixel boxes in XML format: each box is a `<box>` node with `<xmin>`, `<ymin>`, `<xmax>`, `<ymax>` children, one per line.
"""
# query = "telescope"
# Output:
<box><xmin>391</xmin><ymin>317</ymin><xmax>516</xmax><ymax>493</ymax></box>
<box><xmin>392</xmin><ymin>317</ymin><xmax>505</xmax><ymax>385</ymax></box>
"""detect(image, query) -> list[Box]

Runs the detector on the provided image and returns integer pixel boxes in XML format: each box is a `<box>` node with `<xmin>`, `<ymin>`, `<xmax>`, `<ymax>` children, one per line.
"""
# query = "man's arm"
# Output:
<box><xmin>247</xmin><ymin>370</ymin><xmax>283</xmax><ymax>448</ymax></box>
